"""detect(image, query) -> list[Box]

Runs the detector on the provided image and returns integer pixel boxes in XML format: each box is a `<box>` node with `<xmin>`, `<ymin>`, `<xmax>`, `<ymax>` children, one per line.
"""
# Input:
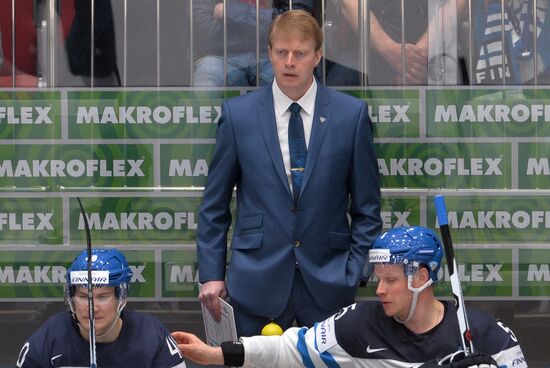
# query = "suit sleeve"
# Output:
<box><xmin>347</xmin><ymin>101</ymin><xmax>382</xmax><ymax>283</ymax></box>
<box><xmin>197</xmin><ymin>101</ymin><xmax>240</xmax><ymax>282</ymax></box>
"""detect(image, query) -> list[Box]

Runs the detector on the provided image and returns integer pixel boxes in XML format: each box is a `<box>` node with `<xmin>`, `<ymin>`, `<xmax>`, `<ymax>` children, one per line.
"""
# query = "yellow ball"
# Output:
<box><xmin>261</xmin><ymin>322</ymin><xmax>283</xmax><ymax>336</ymax></box>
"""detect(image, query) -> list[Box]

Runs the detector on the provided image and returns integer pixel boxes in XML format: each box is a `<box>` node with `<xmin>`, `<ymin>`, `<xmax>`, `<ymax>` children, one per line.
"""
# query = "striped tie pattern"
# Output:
<box><xmin>288</xmin><ymin>102</ymin><xmax>307</xmax><ymax>203</ymax></box>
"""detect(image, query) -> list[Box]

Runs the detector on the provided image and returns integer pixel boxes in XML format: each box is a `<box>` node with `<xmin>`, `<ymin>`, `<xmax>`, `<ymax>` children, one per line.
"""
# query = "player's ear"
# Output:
<box><xmin>414</xmin><ymin>266</ymin><xmax>430</xmax><ymax>284</ymax></box>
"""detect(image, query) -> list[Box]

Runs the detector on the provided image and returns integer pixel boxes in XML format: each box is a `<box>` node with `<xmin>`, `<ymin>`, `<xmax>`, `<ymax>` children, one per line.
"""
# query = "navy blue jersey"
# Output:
<box><xmin>332</xmin><ymin>301</ymin><xmax>526</xmax><ymax>367</ymax></box>
<box><xmin>16</xmin><ymin>310</ymin><xmax>186</xmax><ymax>368</ymax></box>
<box><xmin>240</xmin><ymin>300</ymin><xmax>527</xmax><ymax>367</ymax></box>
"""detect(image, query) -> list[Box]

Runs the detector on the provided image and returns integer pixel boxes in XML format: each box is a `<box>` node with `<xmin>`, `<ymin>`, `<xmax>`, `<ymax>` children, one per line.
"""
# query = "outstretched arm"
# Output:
<box><xmin>173</xmin><ymin>312</ymin><xmax>356</xmax><ymax>367</ymax></box>
<box><xmin>172</xmin><ymin>332</ymin><xmax>225</xmax><ymax>366</ymax></box>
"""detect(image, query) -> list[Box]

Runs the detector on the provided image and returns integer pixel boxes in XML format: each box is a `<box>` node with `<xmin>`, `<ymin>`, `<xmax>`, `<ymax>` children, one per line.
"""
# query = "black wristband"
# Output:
<box><xmin>221</xmin><ymin>340</ymin><xmax>245</xmax><ymax>367</ymax></box>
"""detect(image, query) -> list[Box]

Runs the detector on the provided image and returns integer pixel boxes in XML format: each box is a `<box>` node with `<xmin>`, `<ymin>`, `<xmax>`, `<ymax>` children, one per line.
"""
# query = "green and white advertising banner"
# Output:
<box><xmin>0</xmin><ymin>197</ymin><xmax>63</xmax><ymax>245</ymax></box>
<box><xmin>376</xmin><ymin>142</ymin><xmax>511</xmax><ymax>189</ymax></box>
<box><xmin>358</xmin><ymin>248</ymin><xmax>512</xmax><ymax>298</ymax></box>
<box><xmin>343</xmin><ymin>89</ymin><xmax>420</xmax><ymax>138</ymax></box>
<box><xmin>67</xmin><ymin>90</ymin><xmax>238</xmax><ymax>140</ymax></box>
<box><xmin>380</xmin><ymin>196</ymin><xmax>421</xmax><ymax>230</ymax></box>
<box><xmin>0</xmin><ymin>250</ymin><xmax>155</xmax><ymax>298</ymax></box>
<box><xmin>434</xmin><ymin>248</ymin><xmax>512</xmax><ymax>297</ymax></box>
<box><xmin>161</xmin><ymin>249</ymin><xmax>199</xmax><ymax>298</ymax></box>
<box><xmin>519</xmin><ymin>249</ymin><xmax>550</xmax><ymax>297</ymax></box>
<box><xmin>160</xmin><ymin>143</ymin><xmax>215</xmax><ymax>188</ymax></box>
<box><xmin>0</xmin><ymin>90</ymin><xmax>62</xmax><ymax>140</ymax></box>
<box><xmin>0</xmin><ymin>144</ymin><xmax>154</xmax><ymax>190</ymax></box>
<box><xmin>1</xmin><ymin>87</ymin><xmax>549</xmax><ymax>301</ymax></box>
<box><xmin>69</xmin><ymin>196</ymin><xmax>202</xmax><ymax>245</ymax></box>
<box><xmin>426</xmin><ymin>88</ymin><xmax>550</xmax><ymax>137</ymax></box>
<box><xmin>518</xmin><ymin>142</ymin><xmax>550</xmax><ymax>189</ymax></box>
<box><xmin>427</xmin><ymin>196</ymin><xmax>550</xmax><ymax>243</ymax></box>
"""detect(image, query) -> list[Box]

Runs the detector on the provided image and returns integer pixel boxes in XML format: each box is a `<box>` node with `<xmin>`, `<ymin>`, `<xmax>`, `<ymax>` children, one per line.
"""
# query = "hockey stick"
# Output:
<box><xmin>434</xmin><ymin>195</ymin><xmax>474</xmax><ymax>356</ymax></box>
<box><xmin>76</xmin><ymin>197</ymin><xmax>97</xmax><ymax>368</ymax></box>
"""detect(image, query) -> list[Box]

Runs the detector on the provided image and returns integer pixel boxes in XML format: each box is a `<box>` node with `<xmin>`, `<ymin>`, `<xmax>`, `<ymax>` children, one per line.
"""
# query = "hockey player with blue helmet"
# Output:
<box><xmin>363</xmin><ymin>225</ymin><xmax>444</xmax><ymax>324</ymax></box>
<box><xmin>172</xmin><ymin>226</ymin><xmax>527</xmax><ymax>368</ymax></box>
<box><xmin>65</xmin><ymin>248</ymin><xmax>133</xmax><ymax>340</ymax></box>
<box><xmin>16</xmin><ymin>248</ymin><xmax>186</xmax><ymax>368</ymax></box>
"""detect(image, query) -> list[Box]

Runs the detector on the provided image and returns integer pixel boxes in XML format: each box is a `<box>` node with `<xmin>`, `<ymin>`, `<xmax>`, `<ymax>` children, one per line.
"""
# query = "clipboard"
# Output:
<box><xmin>198</xmin><ymin>284</ymin><xmax>238</xmax><ymax>346</ymax></box>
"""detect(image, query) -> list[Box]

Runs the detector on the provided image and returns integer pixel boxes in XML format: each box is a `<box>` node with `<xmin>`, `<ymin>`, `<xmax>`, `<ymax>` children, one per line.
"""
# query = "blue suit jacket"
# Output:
<box><xmin>197</xmin><ymin>83</ymin><xmax>382</xmax><ymax>318</ymax></box>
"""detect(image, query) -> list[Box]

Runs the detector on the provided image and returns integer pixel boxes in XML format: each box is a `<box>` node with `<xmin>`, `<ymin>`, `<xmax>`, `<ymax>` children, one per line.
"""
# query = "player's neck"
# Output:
<box><xmin>405</xmin><ymin>299</ymin><xmax>444</xmax><ymax>334</ymax></box>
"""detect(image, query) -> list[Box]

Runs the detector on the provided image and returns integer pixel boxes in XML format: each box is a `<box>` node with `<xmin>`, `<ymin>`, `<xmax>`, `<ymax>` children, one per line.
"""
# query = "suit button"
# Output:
<box><xmin>290</xmin><ymin>207</ymin><xmax>297</xmax><ymax>213</ymax></box>
<box><xmin>294</xmin><ymin>240</ymin><xmax>301</xmax><ymax>248</ymax></box>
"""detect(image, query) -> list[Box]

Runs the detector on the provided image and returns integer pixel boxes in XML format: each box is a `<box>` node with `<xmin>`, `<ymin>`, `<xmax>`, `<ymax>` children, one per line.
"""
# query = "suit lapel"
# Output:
<box><xmin>300</xmin><ymin>84</ymin><xmax>330</xmax><ymax>197</ymax></box>
<box><xmin>258</xmin><ymin>86</ymin><xmax>293</xmax><ymax>197</ymax></box>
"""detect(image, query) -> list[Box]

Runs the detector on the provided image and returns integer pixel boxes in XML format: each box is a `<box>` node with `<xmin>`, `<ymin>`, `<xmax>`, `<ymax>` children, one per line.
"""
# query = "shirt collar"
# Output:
<box><xmin>272</xmin><ymin>78</ymin><xmax>317</xmax><ymax>118</ymax></box>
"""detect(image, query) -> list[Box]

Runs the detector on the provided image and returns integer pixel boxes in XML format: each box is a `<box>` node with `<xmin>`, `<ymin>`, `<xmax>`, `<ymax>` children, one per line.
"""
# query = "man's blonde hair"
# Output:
<box><xmin>268</xmin><ymin>10</ymin><xmax>323</xmax><ymax>51</ymax></box>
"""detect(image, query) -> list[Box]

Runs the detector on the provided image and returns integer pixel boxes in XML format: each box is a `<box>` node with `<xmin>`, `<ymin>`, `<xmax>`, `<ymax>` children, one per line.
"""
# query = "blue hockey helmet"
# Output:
<box><xmin>66</xmin><ymin>248</ymin><xmax>133</xmax><ymax>297</ymax></box>
<box><xmin>366</xmin><ymin>226</ymin><xmax>443</xmax><ymax>283</ymax></box>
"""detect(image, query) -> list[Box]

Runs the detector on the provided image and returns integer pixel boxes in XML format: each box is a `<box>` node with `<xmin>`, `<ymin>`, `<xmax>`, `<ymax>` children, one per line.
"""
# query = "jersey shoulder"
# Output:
<box><xmin>333</xmin><ymin>302</ymin><xmax>387</xmax><ymax>357</ymax></box>
<box><xmin>466</xmin><ymin>307</ymin><xmax>517</xmax><ymax>353</ymax></box>
<box><xmin>121</xmin><ymin>310</ymin><xmax>171</xmax><ymax>339</ymax></box>
<box><xmin>119</xmin><ymin>310</ymin><xmax>185</xmax><ymax>367</ymax></box>
<box><xmin>17</xmin><ymin>312</ymin><xmax>80</xmax><ymax>367</ymax></box>
<box><xmin>27</xmin><ymin>311</ymin><xmax>76</xmax><ymax>342</ymax></box>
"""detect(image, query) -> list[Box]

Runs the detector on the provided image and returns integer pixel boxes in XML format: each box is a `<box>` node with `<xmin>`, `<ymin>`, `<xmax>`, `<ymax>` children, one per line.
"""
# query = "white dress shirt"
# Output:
<box><xmin>272</xmin><ymin>78</ymin><xmax>318</xmax><ymax>194</ymax></box>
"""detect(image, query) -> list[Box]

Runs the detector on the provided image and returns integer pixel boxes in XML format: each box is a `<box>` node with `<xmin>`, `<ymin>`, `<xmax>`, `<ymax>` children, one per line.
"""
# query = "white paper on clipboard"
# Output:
<box><xmin>199</xmin><ymin>284</ymin><xmax>238</xmax><ymax>347</ymax></box>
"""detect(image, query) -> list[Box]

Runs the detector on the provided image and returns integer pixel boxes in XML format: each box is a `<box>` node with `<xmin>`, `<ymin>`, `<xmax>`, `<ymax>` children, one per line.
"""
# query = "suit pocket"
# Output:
<box><xmin>237</xmin><ymin>213</ymin><xmax>263</xmax><ymax>232</ymax></box>
<box><xmin>329</xmin><ymin>232</ymin><xmax>351</xmax><ymax>250</ymax></box>
<box><xmin>231</xmin><ymin>232</ymin><xmax>263</xmax><ymax>250</ymax></box>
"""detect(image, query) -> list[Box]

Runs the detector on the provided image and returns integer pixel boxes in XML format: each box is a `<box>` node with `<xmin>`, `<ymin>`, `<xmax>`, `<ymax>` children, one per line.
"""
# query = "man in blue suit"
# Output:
<box><xmin>198</xmin><ymin>9</ymin><xmax>382</xmax><ymax>337</ymax></box>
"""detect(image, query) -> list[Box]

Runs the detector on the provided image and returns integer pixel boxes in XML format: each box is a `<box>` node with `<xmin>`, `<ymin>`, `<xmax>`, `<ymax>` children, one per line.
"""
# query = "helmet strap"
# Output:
<box><xmin>65</xmin><ymin>286</ymin><xmax>77</xmax><ymax>320</ymax></box>
<box><xmin>394</xmin><ymin>274</ymin><xmax>433</xmax><ymax>324</ymax></box>
<box><xmin>95</xmin><ymin>297</ymin><xmax>126</xmax><ymax>340</ymax></box>
<box><xmin>70</xmin><ymin>286</ymin><xmax>128</xmax><ymax>342</ymax></box>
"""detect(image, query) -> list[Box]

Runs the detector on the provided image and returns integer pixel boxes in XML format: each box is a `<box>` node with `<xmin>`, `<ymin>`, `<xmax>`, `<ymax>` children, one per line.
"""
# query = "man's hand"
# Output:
<box><xmin>213</xmin><ymin>3</ymin><xmax>224</xmax><ymax>19</ymax></box>
<box><xmin>387</xmin><ymin>43</ymin><xmax>428</xmax><ymax>84</ymax></box>
<box><xmin>171</xmin><ymin>331</ymin><xmax>224</xmax><ymax>365</ymax></box>
<box><xmin>419</xmin><ymin>351</ymin><xmax>498</xmax><ymax>368</ymax></box>
<box><xmin>199</xmin><ymin>280</ymin><xmax>227</xmax><ymax>321</ymax></box>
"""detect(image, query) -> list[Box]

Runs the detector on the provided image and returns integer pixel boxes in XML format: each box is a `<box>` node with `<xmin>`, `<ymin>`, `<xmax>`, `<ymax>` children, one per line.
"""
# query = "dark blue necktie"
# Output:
<box><xmin>288</xmin><ymin>102</ymin><xmax>307</xmax><ymax>203</ymax></box>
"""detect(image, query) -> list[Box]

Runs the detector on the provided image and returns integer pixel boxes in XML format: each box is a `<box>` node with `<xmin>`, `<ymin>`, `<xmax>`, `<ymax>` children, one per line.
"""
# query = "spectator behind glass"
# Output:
<box><xmin>0</xmin><ymin>18</ymin><xmax>37</xmax><ymax>87</ymax></box>
<box><xmin>322</xmin><ymin>0</ymin><xmax>364</xmax><ymax>86</ymax></box>
<box><xmin>63</xmin><ymin>0</ymin><xmax>120</xmax><ymax>86</ymax></box>
<box><xmin>192</xmin><ymin>0</ymin><xmax>314</xmax><ymax>87</ymax></box>
<box><xmin>368</xmin><ymin>0</ymin><xmax>467</xmax><ymax>85</ymax></box>
<box><xmin>0</xmin><ymin>30</ymin><xmax>3</xmax><ymax>68</ymax></box>
<box><xmin>474</xmin><ymin>0</ymin><xmax>550</xmax><ymax>85</ymax></box>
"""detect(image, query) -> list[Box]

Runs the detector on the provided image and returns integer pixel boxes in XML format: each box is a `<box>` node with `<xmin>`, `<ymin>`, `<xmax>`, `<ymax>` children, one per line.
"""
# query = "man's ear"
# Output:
<box><xmin>414</xmin><ymin>266</ymin><xmax>430</xmax><ymax>285</ymax></box>
<box><xmin>268</xmin><ymin>45</ymin><xmax>273</xmax><ymax>62</ymax></box>
<box><xmin>314</xmin><ymin>48</ymin><xmax>323</xmax><ymax>66</ymax></box>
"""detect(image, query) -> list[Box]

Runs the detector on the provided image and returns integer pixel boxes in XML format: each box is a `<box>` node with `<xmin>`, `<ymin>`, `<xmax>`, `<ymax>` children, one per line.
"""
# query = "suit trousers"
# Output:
<box><xmin>232</xmin><ymin>266</ymin><xmax>339</xmax><ymax>337</ymax></box>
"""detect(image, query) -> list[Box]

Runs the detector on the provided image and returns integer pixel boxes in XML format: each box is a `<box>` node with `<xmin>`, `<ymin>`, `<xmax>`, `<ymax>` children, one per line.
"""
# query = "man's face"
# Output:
<box><xmin>374</xmin><ymin>264</ymin><xmax>414</xmax><ymax>320</ymax></box>
<box><xmin>73</xmin><ymin>286</ymin><xmax>120</xmax><ymax>336</ymax></box>
<box><xmin>268</xmin><ymin>31</ymin><xmax>322</xmax><ymax>101</ymax></box>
